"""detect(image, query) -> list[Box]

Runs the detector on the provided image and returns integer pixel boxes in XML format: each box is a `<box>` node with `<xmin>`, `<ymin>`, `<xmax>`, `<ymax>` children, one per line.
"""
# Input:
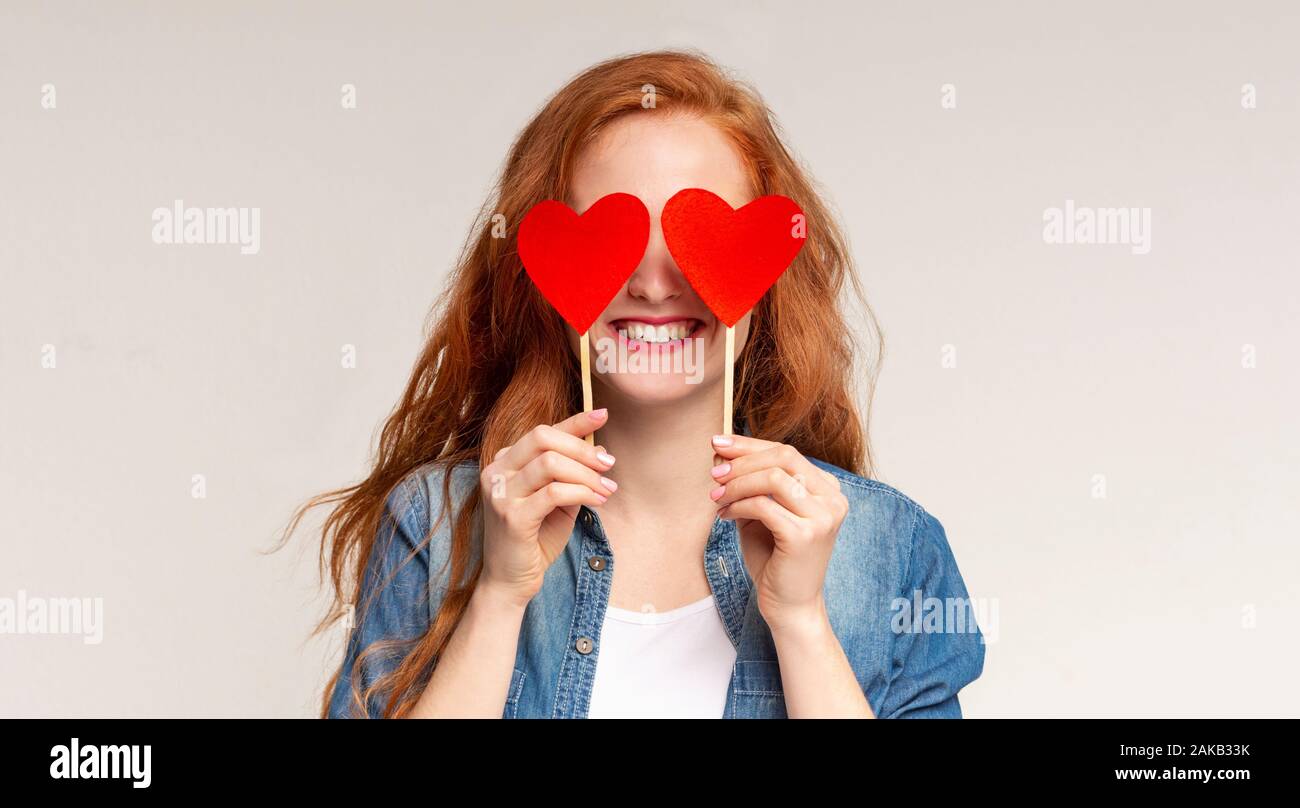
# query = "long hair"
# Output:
<box><xmin>290</xmin><ymin>50</ymin><xmax>881</xmax><ymax>717</ymax></box>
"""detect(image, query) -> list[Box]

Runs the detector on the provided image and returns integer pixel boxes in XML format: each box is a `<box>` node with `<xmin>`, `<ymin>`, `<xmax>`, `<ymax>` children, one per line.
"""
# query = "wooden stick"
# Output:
<box><xmin>723</xmin><ymin>325</ymin><xmax>735</xmax><ymax>436</ymax></box>
<box><xmin>580</xmin><ymin>330</ymin><xmax>594</xmax><ymax>445</ymax></box>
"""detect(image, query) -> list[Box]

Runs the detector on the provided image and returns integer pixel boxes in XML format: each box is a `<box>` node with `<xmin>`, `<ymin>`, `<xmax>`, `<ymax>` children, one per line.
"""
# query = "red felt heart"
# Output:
<box><xmin>661</xmin><ymin>189</ymin><xmax>806</xmax><ymax>327</ymax></box>
<box><xmin>517</xmin><ymin>193</ymin><xmax>650</xmax><ymax>334</ymax></box>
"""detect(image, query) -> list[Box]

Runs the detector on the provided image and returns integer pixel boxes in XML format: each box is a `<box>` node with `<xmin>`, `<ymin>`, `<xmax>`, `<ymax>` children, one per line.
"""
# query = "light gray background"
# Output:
<box><xmin>2</xmin><ymin>1</ymin><xmax>1297</xmax><ymax>717</ymax></box>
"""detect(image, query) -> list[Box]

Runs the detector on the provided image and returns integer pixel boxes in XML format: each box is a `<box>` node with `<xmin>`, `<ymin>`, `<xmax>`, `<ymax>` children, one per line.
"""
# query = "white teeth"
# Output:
<box><xmin>617</xmin><ymin>320</ymin><xmax>694</xmax><ymax>343</ymax></box>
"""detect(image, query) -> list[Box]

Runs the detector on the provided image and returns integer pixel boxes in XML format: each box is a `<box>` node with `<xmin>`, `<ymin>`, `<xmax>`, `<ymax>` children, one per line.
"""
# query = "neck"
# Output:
<box><xmin>593</xmin><ymin>382</ymin><xmax>722</xmax><ymax>526</ymax></box>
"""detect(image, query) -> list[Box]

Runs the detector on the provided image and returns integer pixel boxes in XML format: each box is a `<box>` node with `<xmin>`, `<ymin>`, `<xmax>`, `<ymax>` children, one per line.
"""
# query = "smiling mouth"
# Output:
<box><xmin>608</xmin><ymin>318</ymin><xmax>706</xmax><ymax>347</ymax></box>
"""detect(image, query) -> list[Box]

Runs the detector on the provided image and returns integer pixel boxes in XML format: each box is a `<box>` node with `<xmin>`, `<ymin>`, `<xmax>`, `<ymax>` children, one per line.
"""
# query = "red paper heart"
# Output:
<box><xmin>661</xmin><ymin>189</ymin><xmax>806</xmax><ymax>327</ymax></box>
<box><xmin>517</xmin><ymin>193</ymin><xmax>650</xmax><ymax>334</ymax></box>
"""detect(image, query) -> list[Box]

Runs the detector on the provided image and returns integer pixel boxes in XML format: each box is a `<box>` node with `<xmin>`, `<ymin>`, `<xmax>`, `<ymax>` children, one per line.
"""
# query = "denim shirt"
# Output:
<box><xmin>328</xmin><ymin>458</ymin><xmax>985</xmax><ymax>718</ymax></box>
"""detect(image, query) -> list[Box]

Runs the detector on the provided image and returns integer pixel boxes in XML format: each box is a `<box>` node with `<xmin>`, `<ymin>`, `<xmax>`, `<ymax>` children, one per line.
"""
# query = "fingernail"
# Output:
<box><xmin>596</xmin><ymin>493</ymin><xmax>608</xmax><ymax>505</ymax></box>
<box><xmin>597</xmin><ymin>451</ymin><xmax>616</xmax><ymax>467</ymax></box>
<box><xmin>710</xmin><ymin>463</ymin><xmax>730</xmax><ymax>478</ymax></box>
<box><xmin>589</xmin><ymin>408</ymin><xmax>608</xmax><ymax>420</ymax></box>
<box><xmin>709</xmin><ymin>485</ymin><xmax>725</xmax><ymax>501</ymax></box>
<box><xmin>712</xmin><ymin>435</ymin><xmax>733</xmax><ymax>447</ymax></box>
<box><xmin>601</xmin><ymin>476</ymin><xmax>618</xmax><ymax>492</ymax></box>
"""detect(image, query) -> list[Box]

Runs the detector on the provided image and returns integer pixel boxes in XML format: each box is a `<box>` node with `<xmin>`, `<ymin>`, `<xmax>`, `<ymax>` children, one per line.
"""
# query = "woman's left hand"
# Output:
<box><xmin>708</xmin><ymin>434</ymin><xmax>849</xmax><ymax>632</ymax></box>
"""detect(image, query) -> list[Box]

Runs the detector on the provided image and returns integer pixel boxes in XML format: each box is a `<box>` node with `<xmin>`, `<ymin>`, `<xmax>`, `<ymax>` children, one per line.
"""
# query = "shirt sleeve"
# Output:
<box><xmin>326</xmin><ymin>475</ymin><xmax>433</xmax><ymax>719</ymax></box>
<box><xmin>877</xmin><ymin>509</ymin><xmax>986</xmax><ymax>718</ymax></box>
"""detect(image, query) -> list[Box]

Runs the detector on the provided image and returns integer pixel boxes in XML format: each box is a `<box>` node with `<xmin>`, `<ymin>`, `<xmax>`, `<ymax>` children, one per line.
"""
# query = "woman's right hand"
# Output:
<box><xmin>477</xmin><ymin>408</ymin><xmax>617</xmax><ymax>608</ymax></box>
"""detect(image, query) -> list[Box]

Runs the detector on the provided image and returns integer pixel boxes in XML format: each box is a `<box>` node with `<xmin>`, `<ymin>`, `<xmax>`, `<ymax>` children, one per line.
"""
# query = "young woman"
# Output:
<box><xmin>304</xmin><ymin>50</ymin><xmax>984</xmax><ymax>718</ymax></box>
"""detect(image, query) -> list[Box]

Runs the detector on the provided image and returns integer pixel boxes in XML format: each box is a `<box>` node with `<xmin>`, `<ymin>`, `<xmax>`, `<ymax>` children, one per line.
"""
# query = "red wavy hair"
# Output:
<box><xmin>289</xmin><ymin>50</ymin><xmax>880</xmax><ymax>717</ymax></box>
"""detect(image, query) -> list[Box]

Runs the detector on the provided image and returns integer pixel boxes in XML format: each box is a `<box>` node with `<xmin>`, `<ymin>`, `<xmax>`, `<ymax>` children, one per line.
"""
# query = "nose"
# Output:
<box><xmin>625</xmin><ymin>218</ymin><xmax>686</xmax><ymax>304</ymax></box>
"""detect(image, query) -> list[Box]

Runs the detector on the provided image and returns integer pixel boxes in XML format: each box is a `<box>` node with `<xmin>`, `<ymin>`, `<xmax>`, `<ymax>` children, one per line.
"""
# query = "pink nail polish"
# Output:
<box><xmin>589</xmin><ymin>408</ymin><xmax>608</xmax><ymax>420</ymax></box>
<box><xmin>712</xmin><ymin>435</ymin><xmax>733</xmax><ymax>447</ymax></box>
<box><xmin>597</xmin><ymin>451</ymin><xmax>616</xmax><ymax>467</ymax></box>
<box><xmin>709</xmin><ymin>485</ymin><xmax>725</xmax><ymax>501</ymax></box>
<box><xmin>711</xmin><ymin>463</ymin><xmax>731</xmax><ymax>478</ymax></box>
<box><xmin>600</xmin><ymin>476</ymin><xmax>618</xmax><ymax>493</ymax></box>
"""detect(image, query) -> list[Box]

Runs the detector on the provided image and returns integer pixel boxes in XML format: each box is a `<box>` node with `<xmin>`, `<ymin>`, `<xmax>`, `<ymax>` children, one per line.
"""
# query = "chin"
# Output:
<box><xmin>596</xmin><ymin>369</ymin><xmax>714</xmax><ymax>406</ymax></box>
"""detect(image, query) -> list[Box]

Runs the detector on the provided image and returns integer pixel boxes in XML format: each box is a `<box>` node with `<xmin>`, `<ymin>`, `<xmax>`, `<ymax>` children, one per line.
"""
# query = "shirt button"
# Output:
<box><xmin>575</xmin><ymin>637</ymin><xmax>594</xmax><ymax>655</ymax></box>
<box><xmin>587</xmin><ymin>556</ymin><xmax>606</xmax><ymax>571</ymax></box>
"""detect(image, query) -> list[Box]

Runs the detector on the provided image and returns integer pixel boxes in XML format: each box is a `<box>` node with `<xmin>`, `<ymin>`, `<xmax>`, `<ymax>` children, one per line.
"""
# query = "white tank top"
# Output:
<box><xmin>587</xmin><ymin>594</ymin><xmax>738</xmax><ymax>719</ymax></box>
